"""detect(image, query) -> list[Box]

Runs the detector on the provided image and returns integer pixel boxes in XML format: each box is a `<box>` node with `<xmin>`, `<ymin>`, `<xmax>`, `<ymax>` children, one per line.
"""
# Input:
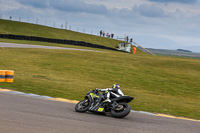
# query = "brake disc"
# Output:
<box><xmin>115</xmin><ymin>105</ymin><xmax>123</xmax><ymax>111</ymax></box>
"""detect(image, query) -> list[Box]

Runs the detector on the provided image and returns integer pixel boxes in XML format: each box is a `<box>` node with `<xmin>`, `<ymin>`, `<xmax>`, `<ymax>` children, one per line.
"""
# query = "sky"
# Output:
<box><xmin>0</xmin><ymin>0</ymin><xmax>200</xmax><ymax>52</ymax></box>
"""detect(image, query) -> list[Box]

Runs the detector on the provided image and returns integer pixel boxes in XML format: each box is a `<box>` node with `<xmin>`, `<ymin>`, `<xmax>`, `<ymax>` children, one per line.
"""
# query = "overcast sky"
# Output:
<box><xmin>0</xmin><ymin>0</ymin><xmax>200</xmax><ymax>52</ymax></box>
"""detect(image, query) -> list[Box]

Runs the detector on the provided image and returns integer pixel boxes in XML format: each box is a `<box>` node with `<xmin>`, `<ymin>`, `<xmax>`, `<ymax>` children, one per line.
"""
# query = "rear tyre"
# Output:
<box><xmin>75</xmin><ymin>99</ymin><xmax>91</xmax><ymax>113</ymax></box>
<box><xmin>111</xmin><ymin>102</ymin><xmax>131</xmax><ymax>118</ymax></box>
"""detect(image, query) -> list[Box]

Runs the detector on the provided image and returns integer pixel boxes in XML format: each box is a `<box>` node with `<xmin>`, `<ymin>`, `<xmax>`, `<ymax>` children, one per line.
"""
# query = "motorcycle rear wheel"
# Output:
<box><xmin>111</xmin><ymin>102</ymin><xmax>131</xmax><ymax>118</ymax></box>
<box><xmin>75</xmin><ymin>99</ymin><xmax>91</xmax><ymax>112</ymax></box>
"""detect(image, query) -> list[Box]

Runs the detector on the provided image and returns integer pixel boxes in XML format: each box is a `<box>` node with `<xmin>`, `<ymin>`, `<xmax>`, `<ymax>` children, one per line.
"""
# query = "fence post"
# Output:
<box><xmin>65</xmin><ymin>21</ymin><xmax>67</xmax><ymax>30</ymax></box>
<box><xmin>36</xmin><ymin>18</ymin><xmax>38</xmax><ymax>24</ymax></box>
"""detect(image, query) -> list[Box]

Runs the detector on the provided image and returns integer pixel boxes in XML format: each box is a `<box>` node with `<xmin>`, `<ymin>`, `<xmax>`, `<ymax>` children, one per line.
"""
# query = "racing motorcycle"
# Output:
<box><xmin>75</xmin><ymin>89</ymin><xmax>134</xmax><ymax>118</ymax></box>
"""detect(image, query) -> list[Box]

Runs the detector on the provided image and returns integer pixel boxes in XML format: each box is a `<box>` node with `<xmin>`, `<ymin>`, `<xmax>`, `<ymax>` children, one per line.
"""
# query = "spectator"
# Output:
<box><xmin>103</xmin><ymin>31</ymin><xmax>105</xmax><ymax>37</ymax></box>
<box><xmin>111</xmin><ymin>33</ymin><xmax>114</xmax><ymax>38</ymax></box>
<box><xmin>100</xmin><ymin>30</ymin><xmax>102</xmax><ymax>37</ymax></box>
<box><xmin>126</xmin><ymin>36</ymin><xmax>129</xmax><ymax>42</ymax></box>
<box><xmin>106</xmin><ymin>33</ymin><xmax>109</xmax><ymax>38</ymax></box>
<box><xmin>130</xmin><ymin>38</ymin><xmax>133</xmax><ymax>43</ymax></box>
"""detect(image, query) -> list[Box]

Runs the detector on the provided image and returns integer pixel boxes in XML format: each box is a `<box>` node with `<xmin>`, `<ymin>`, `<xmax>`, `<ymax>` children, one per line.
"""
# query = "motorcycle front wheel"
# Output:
<box><xmin>111</xmin><ymin>102</ymin><xmax>131</xmax><ymax>118</ymax></box>
<box><xmin>75</xmin><ymin>99</ymin><xmax>91</xmax><ymax>113</ymax></box>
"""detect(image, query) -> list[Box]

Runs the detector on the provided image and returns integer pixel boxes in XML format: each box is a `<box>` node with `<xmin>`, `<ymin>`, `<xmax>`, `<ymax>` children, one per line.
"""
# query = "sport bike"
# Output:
<box><xmin>75</xmin><ymin>89</ymin><xmax>134</xmax><ymax>118</ymax></box>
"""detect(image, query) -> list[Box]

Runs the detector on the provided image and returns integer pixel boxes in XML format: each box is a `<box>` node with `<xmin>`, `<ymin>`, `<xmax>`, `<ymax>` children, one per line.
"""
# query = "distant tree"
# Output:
<box><xmin>177</xmin><ymin>49</ymin><xmax>192</xmax><ymax>53</ymax></box>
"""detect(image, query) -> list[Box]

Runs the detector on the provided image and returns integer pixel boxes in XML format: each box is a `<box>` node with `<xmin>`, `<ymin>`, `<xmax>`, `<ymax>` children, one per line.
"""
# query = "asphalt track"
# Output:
<box><xmin>0</xmin><ymin>42</ymin><xmax>101</xmax><ymax>52</ymax></box>
<box><xmin>0</xmin><ymin>92</ymin><xmax>199</xmax><ymax>133</ymax></box>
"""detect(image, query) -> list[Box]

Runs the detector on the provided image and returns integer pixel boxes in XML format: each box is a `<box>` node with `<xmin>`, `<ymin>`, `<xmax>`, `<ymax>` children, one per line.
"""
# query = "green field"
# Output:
<box><xmin>0</xmin><ymin>20</ymin><xmax>200</xmax><ymax>120</ymax></box>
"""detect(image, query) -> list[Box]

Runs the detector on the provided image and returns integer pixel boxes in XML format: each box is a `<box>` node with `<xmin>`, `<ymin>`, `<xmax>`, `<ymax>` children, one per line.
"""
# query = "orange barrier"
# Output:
<box><xmin>133</xmin><ymin>47</ymin><xmax>137</xmax><ymax>54</ymax></box>
<box><xmin>5</xmin><ymin>70</ymin><xmax>14</xmax><ymax>82</ymax></box>
<box><xmin>0</xmin><ymin>70</ymin><xmax>14</xmax><ymax>82</ymax></box>
<box><xmin>0</xmin><ymin>70</ymin><xmax>6</xmax><ymax>82</ymax></box>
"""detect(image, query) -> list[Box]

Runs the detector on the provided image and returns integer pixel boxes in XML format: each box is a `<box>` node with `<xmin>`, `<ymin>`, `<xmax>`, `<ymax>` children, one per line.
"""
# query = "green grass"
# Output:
<box><xmin>0</xmin><ymin>19</ymin><xmax>121</xmax><ymax>49</ymax></box>
<box><xmin>0</xmin><ymin>47</ymin><xmax>200</xmax><ymax>120</ymax></box>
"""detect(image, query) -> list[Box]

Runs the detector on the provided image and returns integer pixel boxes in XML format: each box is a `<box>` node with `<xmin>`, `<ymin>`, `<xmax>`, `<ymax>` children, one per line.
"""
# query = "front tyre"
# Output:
<box><xmin>111</xmin><ymin>102</ymin><xmax>131</xmax><ymax>118</ymax></box>
<box><xmin>75</xmin><ymin>99</ymin><xmax>91</xmax><ymax>113</ymax></box>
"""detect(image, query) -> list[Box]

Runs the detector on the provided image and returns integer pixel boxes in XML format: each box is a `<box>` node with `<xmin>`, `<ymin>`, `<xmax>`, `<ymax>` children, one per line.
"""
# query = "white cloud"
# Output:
<box><xmin>148</xmin><ymin>0</ymin><xmax>198</xmax><ymax>4</ymax></box>
<box><xmin>0</xmin><ymin>0</ymin><xmax>25</xmax><ymax>12</ymax></box>
<box><xmin>135</xmin><ymin>4</ymin><xmax>165</xmax><ymax>17</ymax></box>
<box><xmin>84</xmin><ymin>0</ymin><xmax>140</xmax><ymax>9</ymax></box>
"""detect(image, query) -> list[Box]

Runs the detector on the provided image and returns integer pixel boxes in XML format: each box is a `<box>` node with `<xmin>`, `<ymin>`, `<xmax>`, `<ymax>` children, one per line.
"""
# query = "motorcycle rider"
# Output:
<box><xmin>97</xmin><ymin>84</ymin><xmax>124</xmax><ymax>103</ymax></box>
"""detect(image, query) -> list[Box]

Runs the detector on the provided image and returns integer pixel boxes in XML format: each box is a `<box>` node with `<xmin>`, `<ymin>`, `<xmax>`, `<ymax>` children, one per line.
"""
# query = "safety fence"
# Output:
<box><xmin>0</xmin><ymin>34</ymin><xmax>119</xmax><ymax>51</ymax></box>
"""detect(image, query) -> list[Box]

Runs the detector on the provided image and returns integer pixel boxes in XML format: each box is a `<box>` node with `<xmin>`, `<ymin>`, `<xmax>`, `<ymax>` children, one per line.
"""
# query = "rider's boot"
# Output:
<box><xmin>103</xmin><ymin>98</ymin><xmax>111</xmax><ymax>103</ymax></box>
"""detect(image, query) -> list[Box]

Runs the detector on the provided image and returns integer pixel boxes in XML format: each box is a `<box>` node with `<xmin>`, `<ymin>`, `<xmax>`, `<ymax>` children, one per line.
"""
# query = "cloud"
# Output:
<box><xmin>0</xmin><ymin>0</ymin><xmax>25</xmax><ymax>12</ymax></box>
<box><xmin>15</xmin><ymin>0</ymin><xmax>108</xmax><ymax>15</ymax></box>
<box><xmin>52</xmin><ymin>0</ymin><xmax>108</xmax><ymax>15</ymax></box>
<box><xmin>148</xmin><ymin>0</ymin><xmax>197</xmax><ymax>4</ymax></box>
<box><xmin>16</xmin><ymin>0</ymin><xmax>48</xmax><ymax>8</ymax></box>
<box><xmin>135</xmin><ymin>4</ymin><xmax>165</xmax><ymax>17</ymax></box>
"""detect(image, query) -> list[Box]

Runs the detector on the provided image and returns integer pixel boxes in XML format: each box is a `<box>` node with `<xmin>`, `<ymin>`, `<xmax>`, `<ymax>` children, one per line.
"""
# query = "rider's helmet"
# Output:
<box><xmin>112</xmin><ymin>84</ymin><xmax>120</xmax><ymax>89</ymax></box>
<box><xmin>112</xmin><ymin>84</ymin><xmax>120</xmax><ymax>92</ymax></box>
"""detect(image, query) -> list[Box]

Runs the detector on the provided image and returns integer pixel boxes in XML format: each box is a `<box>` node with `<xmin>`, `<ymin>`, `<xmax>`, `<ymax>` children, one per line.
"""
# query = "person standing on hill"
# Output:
<box><xmin>106</xmin><ymin>33</ymin><xmax>109</xmax><ymax>38</ymax></box>
<box><xmin>103</xmin><ymin>31</ymin><xmax>105</xmax><ymax>37</ymax></box>
<box><xmin>111</xmin><ymin>33</ymin><xmax>114</xmax><ymax>38</ymax></box>
<box><xmin>100</xmin><ymin>30</ymin><xmax>102</xmax><ymax>37</ymax></box>
<box><xmin>126</xmin><ymin>36</ymin><xmax>129</xmax><ymax>42</ymax></box>
<box><xmin>130</xmin><ymin>38</ymin><xmax>133</xmax><ymax>44</ymax></box>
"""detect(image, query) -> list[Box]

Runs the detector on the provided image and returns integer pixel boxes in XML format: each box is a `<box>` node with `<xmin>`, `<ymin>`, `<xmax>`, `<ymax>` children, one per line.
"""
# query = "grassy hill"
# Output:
<box><xmin>0</xmin><ymin>19</ymin><xmax>200</xmax><ymax>120</ymax></box>
<box><xmin>0</xmin><ymin>19</ymin><xmax>121</xmax><ymax>49</ymax></box>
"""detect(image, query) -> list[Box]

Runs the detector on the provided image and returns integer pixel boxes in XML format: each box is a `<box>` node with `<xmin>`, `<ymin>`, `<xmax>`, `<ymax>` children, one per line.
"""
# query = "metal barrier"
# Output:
<box><xmin>0</xmin><ymin>34</ymin><xmax>118</xmax><ymax>51</ymax></box>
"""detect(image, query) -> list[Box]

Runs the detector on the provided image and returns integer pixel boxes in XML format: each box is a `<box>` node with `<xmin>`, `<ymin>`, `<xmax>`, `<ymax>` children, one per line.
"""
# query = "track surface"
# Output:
<box><xmin>0</xmin><ymin>92</ymin><xmax>199</xmax><ymax>133</ymax></box>
<box><xmin>0</xmin><ymin>42</ymin><xmax>100</xmax><ymax>52</ymax></box>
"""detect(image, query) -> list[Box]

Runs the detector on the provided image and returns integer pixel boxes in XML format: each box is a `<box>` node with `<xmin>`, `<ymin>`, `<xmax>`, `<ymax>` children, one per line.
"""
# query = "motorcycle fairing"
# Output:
<box><xmin>111</xmin><ymin>96</ymin><xmax>134</xmax><ymax>103</ymax></box>
<box><xmin>89</xmin><ymin>102</ymin><xmax>105</xmax><ymax>112</ymax></box>
<box><xmin>86</xmin><ymin>92</ymin><xmax>106</xmax><ymax>113</ymax></box>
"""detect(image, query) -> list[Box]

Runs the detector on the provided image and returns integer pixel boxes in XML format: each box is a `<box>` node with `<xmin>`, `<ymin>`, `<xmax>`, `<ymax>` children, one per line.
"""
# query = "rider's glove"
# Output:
<box><xmin>94</xmin><ymin>88</ymin><xmax>98</xmax><ymax>93</ymax></box>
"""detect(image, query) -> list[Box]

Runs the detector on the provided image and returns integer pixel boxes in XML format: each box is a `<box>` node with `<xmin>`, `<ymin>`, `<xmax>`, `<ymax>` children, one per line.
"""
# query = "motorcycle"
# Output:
<box><xmin>75</xmin><ymin>89</ymin><xmax>134</xmax><ymax>118</ymax></box>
